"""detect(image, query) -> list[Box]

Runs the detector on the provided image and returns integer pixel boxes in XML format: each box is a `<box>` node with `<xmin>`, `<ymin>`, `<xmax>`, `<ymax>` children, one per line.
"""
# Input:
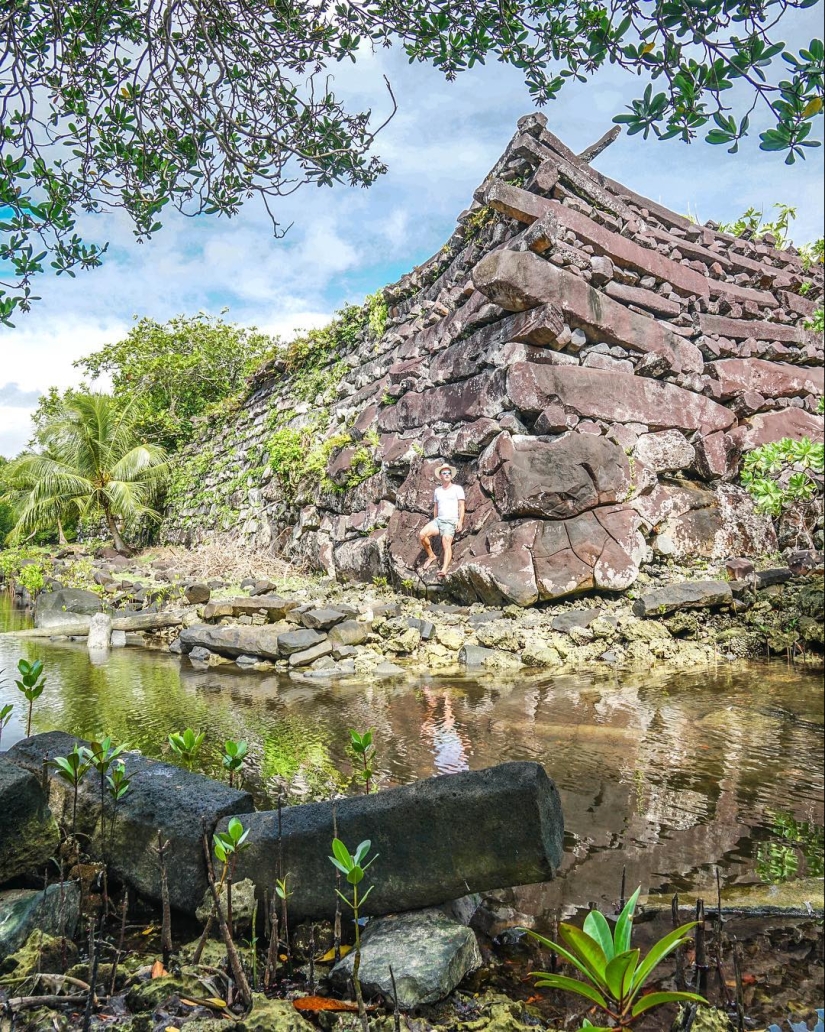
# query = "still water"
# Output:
<box><xmin>2</xmin><ymin>591</ymin><xmax>823</xmax><ymax>918</ymax></box>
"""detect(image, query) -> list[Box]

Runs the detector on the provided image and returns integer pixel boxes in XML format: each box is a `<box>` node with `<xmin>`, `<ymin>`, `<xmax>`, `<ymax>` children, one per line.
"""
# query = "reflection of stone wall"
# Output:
<box><xmin>162</xmin><ymin>115</ymin><xmax>824</xmax><ymax>606</ymax></box>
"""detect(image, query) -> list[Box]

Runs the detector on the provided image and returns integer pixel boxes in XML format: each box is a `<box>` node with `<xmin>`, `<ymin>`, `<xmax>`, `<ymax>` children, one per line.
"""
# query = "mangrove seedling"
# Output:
<box><xmin>15</xmin><ymin>657</ymin><xmax>46</xmax><ymax>736</ymax></box>
<box><xmin>0</xmin><ymin>703</ymin><xmax>12</xmax><ymax>748</ymax></box>
<box><xmin>106</xmin><ymin>761</ymin><xmax>132</xmax><ymax>851</ymax></box>
<box><xmin>88</xmin><ymin>736</ymin><xmax>128</xmax><ymax>821</ymax></box>
<box><xmin>275</xmin><ymin>875</ymin><xmax>293</xmax><ymax>970</ymax></box>
<box><xmin>222</xmin><ymin>739</ymin><xmax>249</xmax><ymax>788</ymax></box>
<box><xmin>522</xmin><ymin>887</ymin><xmax>706</xmax><ymax>1029</ymax></box>
<box><xmin>52</xmin><ymin>745</ymin><xmax>92</xmax><ymax>838</ymax></box>
<box><xmin>349</xmin><ymin>728</ymin><xmax>376</xmax><ymax>794</ymax></box>
<box><xmin>329</xmin><ymin>837</ymin><xmax>377</xmax><ymax>1031</ymax></box>
<box><xmin>213</xmin><ymin>816</ymin><xmax>250</xmax><ymax>938</ymax></box>
<box><xmin>168</xmin><ymin>727</ymin><xmax>205</xmax><ymax>766</ymax></box>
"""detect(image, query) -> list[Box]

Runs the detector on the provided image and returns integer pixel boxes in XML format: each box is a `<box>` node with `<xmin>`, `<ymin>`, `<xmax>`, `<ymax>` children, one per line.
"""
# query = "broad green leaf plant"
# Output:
<box><xmin>740</xmin><ymin>436</ymin><xmax>824</xmax><ymax>547</ymax></box>
<box><xmin>168</xmin><ymin>727</ymin><xmax>206</xmax><ymax>766</ymax></box>
<box><xmin>349</xmin><ymin>728</ymin><xmax>376</xmax><ymax>794</ymax></box>
<box><xmin>15</xmin><ymin>658</ymin><xmax>46</xmax><ymax>736</ymax></box>
<box><xmin>524</xmin><ymin>888</ymin><xmax>706</xmax><ymax>1029</ymax></box>
<box><xmin>329</xmin><ymin>838</ymin><xmax>377</xmax><ymax>1030</ymax></box>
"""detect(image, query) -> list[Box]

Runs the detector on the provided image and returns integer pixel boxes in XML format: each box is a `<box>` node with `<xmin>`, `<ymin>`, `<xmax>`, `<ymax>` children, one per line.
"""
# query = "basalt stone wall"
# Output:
<box><xmin>161</xmin><ymin>115</ymin><xmax>824</xmax><ymax>607</ymax></box>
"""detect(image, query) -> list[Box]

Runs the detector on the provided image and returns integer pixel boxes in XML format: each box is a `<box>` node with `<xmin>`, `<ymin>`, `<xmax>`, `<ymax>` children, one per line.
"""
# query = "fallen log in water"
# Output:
<box><xmin>0</xmin><ymin>610</ymin><xmax>187</xmax><ymax>637</ymax></box>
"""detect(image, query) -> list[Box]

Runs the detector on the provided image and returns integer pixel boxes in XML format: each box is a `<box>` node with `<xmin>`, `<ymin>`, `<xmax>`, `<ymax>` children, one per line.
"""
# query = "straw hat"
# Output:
<box><xmin>434</xmin><ymin>463</ymin><xmax>458</xmax><ymax>482</ymax></box>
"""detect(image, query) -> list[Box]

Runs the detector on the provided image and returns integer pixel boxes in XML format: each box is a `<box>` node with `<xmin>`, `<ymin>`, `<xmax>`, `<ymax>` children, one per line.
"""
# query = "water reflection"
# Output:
<box><xmin>1</xmin><ymin>590</ymin><xmax>823</xmax><ymax>916</ymax></box>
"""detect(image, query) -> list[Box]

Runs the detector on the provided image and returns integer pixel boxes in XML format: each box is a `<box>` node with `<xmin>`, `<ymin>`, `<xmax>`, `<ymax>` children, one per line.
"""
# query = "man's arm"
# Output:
<box><xmin>457</xmin><ymin>499</ymin><xmax>465</xmax><ymax>532</ymax></box>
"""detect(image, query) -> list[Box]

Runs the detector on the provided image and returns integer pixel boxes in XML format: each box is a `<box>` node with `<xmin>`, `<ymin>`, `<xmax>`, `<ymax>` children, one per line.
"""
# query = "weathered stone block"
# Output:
<box><xmin>221</xmin><ymin>762</ymin><xmax>563</xmax><ymax>923</ymax></box>
<box><xmin>632</xmin><ymin>580</ymin><xmax>732</xmax><ymax>617</ymax></box>
<box><xmin>0</xmin><ymin>756</ymin><xmax>59</xmax><ymax>884</ymax></box>
<box><xmin>507</xmin><ymin>363</ymin><xmax>734</xmax><ymax>432</ymax></box>
<box><xmin>7</xmin><ymin>732</ymin><xmax>254</xmax><ymax>914</ymax></box>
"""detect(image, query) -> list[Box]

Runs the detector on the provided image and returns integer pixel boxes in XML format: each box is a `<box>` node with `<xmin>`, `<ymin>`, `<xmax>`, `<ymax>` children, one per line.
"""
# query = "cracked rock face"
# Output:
<box><xmin>162</xmin><ymin>116</ymin><xmax>822</xmax><ymax>607</ymax></box>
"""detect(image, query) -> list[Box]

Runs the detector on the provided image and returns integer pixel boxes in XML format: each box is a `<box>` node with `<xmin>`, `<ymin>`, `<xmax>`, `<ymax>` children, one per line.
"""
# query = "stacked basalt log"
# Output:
<box><xmin>162</xmin><ymin>115</ymin><xmax>823</xmax><ymax>607</ymax></box>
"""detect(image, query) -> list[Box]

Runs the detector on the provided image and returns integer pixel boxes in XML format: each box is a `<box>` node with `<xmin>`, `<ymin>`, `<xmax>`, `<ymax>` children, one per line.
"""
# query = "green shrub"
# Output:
<box><xmin>741</xmin><ymin>436</ymin><xmax>824</xmax><ymax>518</ymax></box>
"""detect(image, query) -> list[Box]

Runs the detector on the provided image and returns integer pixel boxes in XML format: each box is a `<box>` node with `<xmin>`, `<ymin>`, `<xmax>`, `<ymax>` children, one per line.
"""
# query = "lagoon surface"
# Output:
<box><xmin>2</xmin><ymin>590</ymin><xmax>823</xmax><ymax>922</ymax></box>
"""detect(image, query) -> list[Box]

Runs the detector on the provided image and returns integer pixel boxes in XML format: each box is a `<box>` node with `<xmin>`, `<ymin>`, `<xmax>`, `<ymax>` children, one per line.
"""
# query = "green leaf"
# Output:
<box><xmin>558</xmin><ymin>924</ymin><xmax>609</xmax><ymax>983</ymax></box>
<box><xmin>525</xmin><ymin>932</ymin><xmax>602</xmax><ymax>982</ymax></box>
<box><xmin>614</xmin><ymin>887</ymin><xmax>640</xmax><ymax>954</ymax></box>
<box><xmin>583</xmin><ymin>909</ymin><xmax>615</xmax><ymax>961</ymax></box>
<box><xmin>331</xmin><ymin>837</ymin><xmax>353</xmax><ymax>869</ymax></box>
<box><xmin>629</xmin><ymin>922</ymin><xmax>698</xmax><ymax>996</ymax></box>
<box><xmin>604</xmin><ymin>949</ymin><xmax>640</xmax><ymax>1002</ymax></box>
<box><xmin>631</xmin><ymin>991</ymin><xmax>708</xmax><ymax>1017</ymax></box>
<box><xmin>531</xmin><ymin>973</ymin><xmax>609</xmax><ymax>1009</ymax></box>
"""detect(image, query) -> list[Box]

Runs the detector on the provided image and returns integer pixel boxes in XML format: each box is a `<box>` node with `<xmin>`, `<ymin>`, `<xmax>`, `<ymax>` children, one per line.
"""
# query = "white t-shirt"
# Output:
<box><xmin>434</xmin><ymin>484</ymin><xmax>465</xmax><ymax>521</ymax></box>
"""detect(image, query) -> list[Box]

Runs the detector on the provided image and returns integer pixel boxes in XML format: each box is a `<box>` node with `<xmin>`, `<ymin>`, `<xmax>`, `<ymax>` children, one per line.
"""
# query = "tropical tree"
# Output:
<box><xmin>3</xmin><ymin>393</ymin><xmax>168</xmax><ymax>554</ymax></box>
<box><xmin>76</xmin><ymin>314</ymin><xmax>278</xmax><ymax>452</ymax></box>
<box><xmin>1</xmin><ymin>0</ymin><xmax>821</xmax><ymax>323</ymax></box>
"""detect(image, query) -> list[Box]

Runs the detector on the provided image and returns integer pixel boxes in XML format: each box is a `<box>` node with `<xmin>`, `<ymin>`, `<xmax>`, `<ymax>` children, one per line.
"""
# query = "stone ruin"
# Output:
<box><xmin>162</xmin><ymin>115</ymin><xmax>824</xmax><ymax>606</ymax></box>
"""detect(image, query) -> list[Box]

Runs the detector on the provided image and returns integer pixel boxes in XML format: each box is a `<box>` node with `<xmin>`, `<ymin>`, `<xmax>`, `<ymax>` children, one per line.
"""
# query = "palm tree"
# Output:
<box><xmin>3</xmin><ymin>393</ymin><xmax>168</xmax><ymax>554</ymax></box>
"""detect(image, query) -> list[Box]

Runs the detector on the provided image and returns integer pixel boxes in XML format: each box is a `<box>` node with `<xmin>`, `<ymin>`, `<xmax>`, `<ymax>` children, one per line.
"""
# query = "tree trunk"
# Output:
<box><xmin>105</xmin><ymin>508</ymin><xmax>131</xmax><ymax>556</ymax></box>
<box><xmin>57</xmin><ymin>516</ymin><xmax>68</xmax><ymax>546</ymax></box>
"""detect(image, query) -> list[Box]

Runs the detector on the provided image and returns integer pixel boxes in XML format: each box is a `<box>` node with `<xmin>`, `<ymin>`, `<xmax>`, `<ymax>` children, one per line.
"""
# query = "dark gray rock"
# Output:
<box><xmin>179</xmin><ymin>623</ymin><xmax>283</xmax><ymax>658</ymax></box>
<box><xmin>756</xmin><ymin>567</ymin><xmax>793</xmax><ymax>589</ymax></box>
<box><xmin>550</xmin><ymin>607</ymin><xmax>603</xmax><ymax>634</ymax></box>
<box><xmin>185</xmin><ymin>582</ymin><xmax>211</xmax><ymax>605</ymax></box>
<box><xmin>467</xmin><ymin>611</ymin><xmax>505</xmax><ymax>628</ymax></box>
<box><xmin>458</xmin><ymin>644</ymin><xmax>497</xmax><ymax>668</ymax></box>
<box><xmin>408</xmin><ymin>617</ymin><xmax>436</xmax><ymax>640</ymax></box>
<box><xmin>299</xmin><ymin>608</ymin><xmax>348</xmax><ymax>630</ymax></box>
<box><xmin>7</xmin><ymin>732</ymin><xmax>254</xmax><ymax>914</ymax></box>
<box><xmin>222</xmin><ymin>761</ymin><xmax>563</xmax><ymax>923</ymax></box>
<box><xmin>0</xmin><ymin>756</ymin><xmax>60</xmax><ymax>884</ymax></box>
<box><xmin>331</xmin><ymin>909</ymin><xmax>482</xmax><ymax>1008</ymax></box>
<box><xmin>289</xmin><ymin>640</ymin><xmax>333</xmax><ymax>667</ymax></box>
<box><xmin>632</xmin><ymin>580</ymin><xmax>732</xmax><ymax>618</ymax></box>
<box><xmin>277</xmin><ymin>629</ymin><xmax>327</xmax><ymax>655</ymax></box>
<box><xmin>0</xmin><ymin>883</ymin><xmax>81</xmax><ymax>961</ymax></box>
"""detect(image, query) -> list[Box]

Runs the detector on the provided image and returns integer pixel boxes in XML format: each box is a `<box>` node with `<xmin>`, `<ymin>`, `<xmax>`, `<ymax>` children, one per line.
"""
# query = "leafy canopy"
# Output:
<box><xmin>1</xmin><ymin>0</ymin><xmax>822</xmax><ymax>323</ymax></box>
<box><xmin>2</xmin><ymin>392</ymin><xmax>168</xmax><ymax>552</ymax></box>
<box><xmin>76</xmin><ymin>314</ymin><xmax>279</xmax><ymax>452</ymax></box>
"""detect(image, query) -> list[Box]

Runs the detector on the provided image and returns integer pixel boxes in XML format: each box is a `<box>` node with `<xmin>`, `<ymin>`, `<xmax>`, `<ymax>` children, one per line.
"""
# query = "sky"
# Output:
<box><xmin>1</xmin><ymin>12</ymin><xmax>823</xmax><ymax>457</ymax></box>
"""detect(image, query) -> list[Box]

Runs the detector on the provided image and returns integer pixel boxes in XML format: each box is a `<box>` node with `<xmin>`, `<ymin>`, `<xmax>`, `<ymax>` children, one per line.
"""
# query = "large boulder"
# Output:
<box><xmin>0</xmin><ymin>756</ymin><xmax>60</xmax><ymax>884</ymax></box>
<box><xmin>34</xmin><ymin>588</ymin><xmax>104</xmax><ymax>629</ymax></box>
<box><xmin>221</xmin><ymin>761</ymin><xmax>563</xmax><ymax>923</ymax></box>
<box><xmin>480</xmin><ymin>432</ymin><xmax>631</xmax><ymax>520</ymax></box>
<box><xmin>6</xmin><ymin>732</ymin><xmax>254</xmax><ymax>914</ymax></box>
<box><xmin>330</xmin><ymin>909</ymin><xmax>482</xmax><ymax>1008</ymax></box>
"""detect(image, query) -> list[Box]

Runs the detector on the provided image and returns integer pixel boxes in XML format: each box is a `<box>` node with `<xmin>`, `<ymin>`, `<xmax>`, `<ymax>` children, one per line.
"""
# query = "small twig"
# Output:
<box><xmin>332</xmin><ymin>800</ymin><xmax>342</xmax><ymax>964</ymax></box>
<box><xmin>264</xmin><ymin>894</ymin><xmax>279</xmax><ymax>989</ymax></box>
<box><xmin>694</xmin><ymin>899</ymin><xmax>708</xmax><ymax>997</ymax></box>
<box><xmin>36</xmin><ymin>973</ymin><xmax>91</xmax><ymax>993</ymax></box>
<box><xmin>672</xmin><ymin>893</ymin><xmax>685</xmax><ymax>992</ymax></box>
<box><xmin>82</xmin><ymin>918</ymin><xmax>98</xmax><ymax>1032</ymax></box>
<box><xmin>732</xmin><ymin>941</ymin><xmax>746</xmax><ymax>1032</ymax></box>
<box><xmin>4</xmin><ymin>994</ymin><xmax>88</xmax><ymax>1012</ymax></box>
<box><xmin>109</xmin><ymin>889</ymin><xmax>129</xmax><ymax>996</ymax></box>
<box><xmin>156</xmin><ymin>831</ymin><xmax>172</xmax><ymax>969</ymax></box>
<box><xmin>389</xmin><ymin>964</ymin><xmax>402</xmax><ymax>1032</ymax></box>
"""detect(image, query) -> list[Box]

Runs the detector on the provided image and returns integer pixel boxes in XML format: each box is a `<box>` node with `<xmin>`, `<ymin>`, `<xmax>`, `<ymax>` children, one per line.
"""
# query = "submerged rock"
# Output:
<box><xmin>0</xmin><ymin>883</ymin><xmax>80</xmax><ymax>961</ymax></box>
<box><xmin>331</xmin><ymin>908</ymin><xmax>482</xmax><ymax>1008</ymax></box>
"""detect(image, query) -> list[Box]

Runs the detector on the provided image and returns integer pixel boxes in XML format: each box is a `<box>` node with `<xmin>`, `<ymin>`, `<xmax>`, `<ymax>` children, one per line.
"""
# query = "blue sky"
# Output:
<box><xmin>1</xmin><ymin>14</ymin><xmax>823</xmax><ymax>457</ymax></box>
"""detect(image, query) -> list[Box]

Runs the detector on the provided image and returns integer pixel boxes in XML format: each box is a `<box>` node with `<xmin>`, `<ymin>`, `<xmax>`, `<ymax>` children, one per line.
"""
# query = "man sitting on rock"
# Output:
<box><xmin>419</xmin><ymin>464</ymin><xmax>465</xmax><ymax>578</ymax></box>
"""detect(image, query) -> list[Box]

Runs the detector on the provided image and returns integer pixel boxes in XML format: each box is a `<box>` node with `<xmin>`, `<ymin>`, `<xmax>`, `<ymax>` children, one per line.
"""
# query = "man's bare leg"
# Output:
<box><xmin>438</xmin><ymin>537</ymin><xmax>453</xmax><ymax>578</ymax></box>
<box><xmin>419</xmin><ymin>527</ymin><xmax>439</xmax><ymax>570</ymax></box>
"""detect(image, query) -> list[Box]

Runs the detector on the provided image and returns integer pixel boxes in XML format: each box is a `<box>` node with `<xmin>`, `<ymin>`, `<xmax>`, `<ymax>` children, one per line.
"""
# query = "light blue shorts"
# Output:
<box><xmin>435</xmin><ymin>518</ymin><xmax>458</xmax><ymax>539</ymax></box>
